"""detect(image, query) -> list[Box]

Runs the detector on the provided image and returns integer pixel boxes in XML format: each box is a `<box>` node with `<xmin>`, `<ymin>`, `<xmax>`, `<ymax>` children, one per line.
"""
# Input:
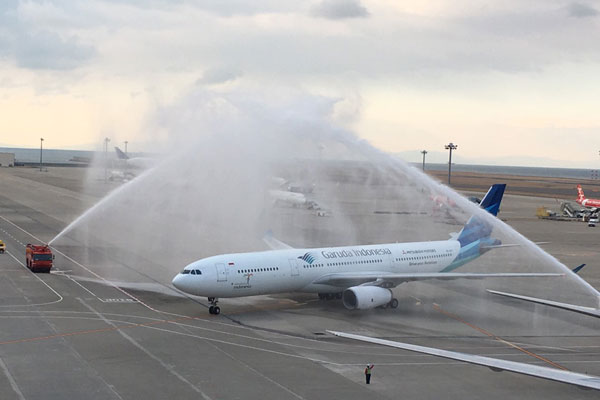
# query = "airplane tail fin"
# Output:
<box><xmin>478</xmin><ymin>184</ymin><xmax>506</xmax><ymax>217</ymax></box>
<box><xmin>456</xmin><ymin>184</ymin><xmax>505</xmax><ymax>248</ymax></box>
<box><xmin>576</xmin><ymin>184</ymin><xmax>585</xmax><ymax>202</ymax></box>
<box><xmin>114</xmin><ymin>147</ymin><xmax>129</xmax><ymax>160</ymax></box>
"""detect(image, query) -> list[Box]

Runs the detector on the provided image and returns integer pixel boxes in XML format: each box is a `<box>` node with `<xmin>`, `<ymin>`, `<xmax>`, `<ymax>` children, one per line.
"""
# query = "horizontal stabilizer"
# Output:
<box><xmin>313</xmin><ymin>272</ymin><xmax>563</xmax><ymax>288</ymax></box>
<box><xmin>481</xmin><ymin>241</ymin><xmax>550</xmax><ymax>250</ymax></box>
<box><xmin>327</xmin><ymin>331</ymin><xmax>600</xmax><ymax>391</ymax></box>
<box><xmin>487</xmin><ymin>289</ymin><xmax>600</xmax><ymax>318</ymax></box>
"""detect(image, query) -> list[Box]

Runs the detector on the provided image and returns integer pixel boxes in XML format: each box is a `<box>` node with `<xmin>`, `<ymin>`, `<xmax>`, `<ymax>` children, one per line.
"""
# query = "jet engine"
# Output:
<box><xmin>342</xmin><ymin>286</ymin><xmax>393</xmax><ymax>310</ymax></box>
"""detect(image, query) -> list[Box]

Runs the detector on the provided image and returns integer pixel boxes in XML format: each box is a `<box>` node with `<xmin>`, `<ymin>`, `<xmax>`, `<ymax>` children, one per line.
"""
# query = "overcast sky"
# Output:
<box><xmin>0</xmin><ymin>1</ymin><xmax>599</xmax><ymax>167</ymax></box>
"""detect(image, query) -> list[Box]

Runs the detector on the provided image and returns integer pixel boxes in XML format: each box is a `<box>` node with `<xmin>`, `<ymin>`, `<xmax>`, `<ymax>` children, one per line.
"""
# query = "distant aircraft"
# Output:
<box><xmin>269</xmin><ymin>177</ymin><xmax>318</xmax><ymax>210</ymax></box>
<box><xmin>114</xmin><ymin>147</ymin><xmax>155</xmax><ymax>170</ymax></box>
<box><xmin>268</xmin><ymin>189</ymin><xmax>321</xmax><ymax>210</ymax></box>
<box><xmin>108</xmin><ymin>147</ymin><xmax>155</xmax><ymax>181</ymax></box>
<box><xmin>327</xmin><ymin>331</ymin><xmax>600</xmax><ymax>391</ymax></box>
<box><xmin>173</xmin><ymin>184</ymin><xmax>561</xmax><ymax>315</ymax></box>
<box><xmin>575</xmin><ymin>184</ymin><xmax>600</xmax><ymax>208</ymax></box>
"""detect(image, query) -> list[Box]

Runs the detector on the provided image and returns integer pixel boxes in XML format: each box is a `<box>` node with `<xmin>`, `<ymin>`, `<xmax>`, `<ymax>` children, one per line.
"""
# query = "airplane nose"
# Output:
<box><xmin>172</xmin><ymin>274</ymin><xmax>191</xmax><ymax>293</ymax></box>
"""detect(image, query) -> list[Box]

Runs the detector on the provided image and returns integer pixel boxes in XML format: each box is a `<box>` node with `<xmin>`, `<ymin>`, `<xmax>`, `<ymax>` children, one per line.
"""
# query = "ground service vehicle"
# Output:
<box><xmin>0</xmin><ymin>240</ymin><xmax>5</xmax><ymax>253</ymax></box>
<box><xmin>26</xmin><ymin>244</ymin><xmax>54</xmax><ymax>273</ymax></box>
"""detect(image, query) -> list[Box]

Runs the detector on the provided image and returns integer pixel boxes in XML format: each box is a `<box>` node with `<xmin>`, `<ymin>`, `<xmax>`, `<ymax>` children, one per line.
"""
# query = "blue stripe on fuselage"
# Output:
<box><xmin>443</xmin><ymin>237</ymin><xmax>501</xmax><ymax>272</ymax></box>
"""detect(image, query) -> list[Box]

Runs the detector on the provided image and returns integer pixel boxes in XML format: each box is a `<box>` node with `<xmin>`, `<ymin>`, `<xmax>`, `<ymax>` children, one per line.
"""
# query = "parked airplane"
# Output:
<box><xmin>269</xmin><ymin>189</ymin><xmax>321</xmax><ymax>210</ymax></box>
<box><xmin>114</xmin><ymin>147</ymin><xmax>155</xmax><ymax>170</ymax></box>
<box><xmin>108</xmin><ymin>147</ymin><xmax>155</xmax><ymax>181</ymax></box>
<box><xmin>173</xmin><ymin>184</ymin><xmax>560</xmax><ymax>315</ymax></box>
<box><xmin>575</xmin><ymin>184</ymin><xmax>600</xmax><ymax>208</ymax></box>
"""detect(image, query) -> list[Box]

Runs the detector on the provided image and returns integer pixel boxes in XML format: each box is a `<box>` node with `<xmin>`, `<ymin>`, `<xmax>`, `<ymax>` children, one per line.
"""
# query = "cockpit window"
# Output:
<box><xmin>182</xmin><ymin>270</ymin><xmax>190</xmax><ymax>274</ymax></box>
<box><xmin>195</xmin><ymin>269</ymin><xmax>202</xmax><ymax>275</ymax></box>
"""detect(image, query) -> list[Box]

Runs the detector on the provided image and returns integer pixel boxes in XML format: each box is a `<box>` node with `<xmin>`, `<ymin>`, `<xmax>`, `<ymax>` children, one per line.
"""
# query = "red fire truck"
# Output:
<box><xmin>26</xmin><ymin>244</ymin><xmax>54</xmax><ymax>273</ymax></box>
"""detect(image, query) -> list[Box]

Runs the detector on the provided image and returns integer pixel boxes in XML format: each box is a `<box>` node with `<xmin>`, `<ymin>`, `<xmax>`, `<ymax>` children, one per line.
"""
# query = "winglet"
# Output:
<box><xmin>572</xmin><ymin>264</ymin><xmax>586</xmax><ymax>274</ymax></box>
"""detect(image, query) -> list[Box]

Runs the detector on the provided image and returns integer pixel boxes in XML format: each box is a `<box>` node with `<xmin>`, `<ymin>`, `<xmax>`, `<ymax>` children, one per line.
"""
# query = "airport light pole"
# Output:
<box><xmin>421</xmin><ymin>150</ymin><xmax>427</xmax><ymax>171</ymax></box>
<box><xmin>104</xmin><ymin>137</ymin><xmax>110</xmax><ymax>183</ymax></box>
<box><xmin>444</xmin><ymin>142</ymin><xmax>458</xmax><ymax>185</ymax></box>
<box><xmin>39</xmin><ymin>138</ymin><xmax>44</xmax><ymax>172</ymax></box>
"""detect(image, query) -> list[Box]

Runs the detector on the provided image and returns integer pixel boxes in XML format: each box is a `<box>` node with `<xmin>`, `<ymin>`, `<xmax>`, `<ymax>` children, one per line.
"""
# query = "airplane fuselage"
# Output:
<box><xmin>172</xmin><ymin>240</ymin><xmax>461</xmax><ymax>298</ymax></box>
<box><xmin>578</xmin><ymin>198</ymin><xmax>600</xmax><ymax>208</ymax></box>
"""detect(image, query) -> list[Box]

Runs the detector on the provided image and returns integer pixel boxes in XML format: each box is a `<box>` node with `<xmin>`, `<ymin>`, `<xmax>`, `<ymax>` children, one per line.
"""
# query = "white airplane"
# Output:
<box><xmin>108</xmin><ymin>147</ymin><xmax>155</xmax><ymax>181</ymax></box>
<box><xmin>327</xmin><ymin>331</ymin><xmax>600</xmax><ymax>391</ymax></box>
<box><xmin>268</xmin><ymin>189</ymin><xmax>320</xmax><ymax>210</ymax></box>
<box><xmin>114</xmin><ymin>147</ymin><xmax>155</xmax><ymax>170</ymax></box>
<box><xmin>173</xmin><ymin>184</ymin><xmax>561</xmax><ymax>315</ymax></box>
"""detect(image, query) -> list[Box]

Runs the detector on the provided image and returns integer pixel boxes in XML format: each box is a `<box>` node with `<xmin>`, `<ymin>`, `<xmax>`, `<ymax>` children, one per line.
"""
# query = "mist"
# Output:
<box><xmin>50</xmin><ymin>87</ymin><xmax>599</xmax><ymax>310</ymax></box>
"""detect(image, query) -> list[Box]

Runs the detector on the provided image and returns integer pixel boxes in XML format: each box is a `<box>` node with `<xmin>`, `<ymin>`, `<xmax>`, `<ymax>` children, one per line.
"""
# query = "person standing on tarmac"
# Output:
<box><xmin>365</xmin><ymin>364</ymin><xmax>374</xmax><ymax>384</ymax></box>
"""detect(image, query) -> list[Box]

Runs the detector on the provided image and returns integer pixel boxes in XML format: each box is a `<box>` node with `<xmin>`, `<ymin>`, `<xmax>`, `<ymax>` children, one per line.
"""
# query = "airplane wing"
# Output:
<box><xmin>487</xmin><ymin>289</ymin><xmax>600</xmax><ymax>318</ymax></box>
<box><xmin>262</xmin><ymin>231</ymin><xmax>294</xmax><ymax>250</ymax></box>
<box><xmin>326</xmin><ymin>331</ymin><xmax>600</xmax><ymax>391</ymax></box>
<box><xmin>312</xmin><ymin>272</ymin><xmax>563</xmax><ymax>288</ymax></box>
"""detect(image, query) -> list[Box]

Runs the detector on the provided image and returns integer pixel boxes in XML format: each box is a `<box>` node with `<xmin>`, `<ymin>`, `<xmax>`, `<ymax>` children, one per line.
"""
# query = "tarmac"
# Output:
<box><xmin>0</xmin><ymin>166</ymin><xmax>598</xmax><ymax>400</ymax></box>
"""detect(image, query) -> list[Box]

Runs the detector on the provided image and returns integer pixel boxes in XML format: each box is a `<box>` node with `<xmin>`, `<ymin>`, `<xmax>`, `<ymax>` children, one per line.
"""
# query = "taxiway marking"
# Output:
<box><xmin>433</xmin><ymin>303</ymin><xmax>569</xmax><ymax>371</ymax></box>
<box><xmin>0</xmin><ymin>250</ymin><xmax>63</xmax><ymax>307</ymax></box>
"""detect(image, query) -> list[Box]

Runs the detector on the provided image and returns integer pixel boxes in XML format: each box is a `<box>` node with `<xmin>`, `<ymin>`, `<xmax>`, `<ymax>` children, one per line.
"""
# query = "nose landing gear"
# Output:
<box><xmin>208</xmin><ymin>297</ymin><xmax>220</xmax><ymax>315</ymax></box>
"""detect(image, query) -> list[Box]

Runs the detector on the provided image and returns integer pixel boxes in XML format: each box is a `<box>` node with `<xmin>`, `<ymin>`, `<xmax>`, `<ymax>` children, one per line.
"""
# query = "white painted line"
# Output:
<box><xmin>66</xmin><ymin>275</ymin><xmax>106</xmax><ymax>302</ymax></box>
<box><xmin>78</xmin><ymin>298</ymin><xmax>213</xmax><ymax>400</ymax></box>
<box><xmin>0</xmin><ymin>215</ymin><xmax>154</xmax><ymax>311</ymax></box>
<box><xmin>0</xmin><ymin>216</ymin><xmax>46</xmax><ymax>245</ymax></box>
<box><xmin>1</xmin><ymin>250</ymin><xmax>63</xmax><ymax>307</ymax></box>
<box><xmin>0</xmin><ymin>356</ymin><xmax>25</xmax><ymax>400</ymax></box>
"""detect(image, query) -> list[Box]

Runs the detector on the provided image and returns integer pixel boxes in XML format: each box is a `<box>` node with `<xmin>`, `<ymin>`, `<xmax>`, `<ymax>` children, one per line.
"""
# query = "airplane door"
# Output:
<box><xmin>215</xmin><ymin>263</ymin><xmax>227</xmax><ymax>282</ymax></box>
<box><xmin>288</xmin><ymin>259</ymin><xmax>300</xmax><ymax>277</ymax></box>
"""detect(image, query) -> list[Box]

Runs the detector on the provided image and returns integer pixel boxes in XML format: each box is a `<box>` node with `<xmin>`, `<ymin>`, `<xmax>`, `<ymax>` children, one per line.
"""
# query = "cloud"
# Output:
<box><xmin>310</xmin><ymin>0</ymin><xmax>369</xmax><ymax>20</ymax></box>
<box><xmin>196</xmin><ymin>67</ymin><xmax>243</xmax><ymax>85</ymax></box>
<box><xmin>0</xmin><ymin>2</ymin><xmax>95</xmax><ymax>70</ymax></box>
<box><xmin>567</xmin><ymin>2</ymin><xmax>599</xmax><ymax>18</ymax></box>
<box><xmin>14</xmin><ymin>30</ymin><xmax>95</xmax><ymax>70</ymax></box>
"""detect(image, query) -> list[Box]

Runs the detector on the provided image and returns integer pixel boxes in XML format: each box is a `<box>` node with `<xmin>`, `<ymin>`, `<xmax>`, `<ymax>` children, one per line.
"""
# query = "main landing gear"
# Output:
<box><xmin>208</xmin><ymin>297</ymin><xmax>220</xmax><ymax>315</ymax></box>
<box><xmin>386</xmin><ymin>298</ymin><xmax>399</xmax><ymax>309</ymax></box>
<box><xmin>318</xmin><ymin>292</ymin><xmax>342</xmax><ymax>300</ymax></box>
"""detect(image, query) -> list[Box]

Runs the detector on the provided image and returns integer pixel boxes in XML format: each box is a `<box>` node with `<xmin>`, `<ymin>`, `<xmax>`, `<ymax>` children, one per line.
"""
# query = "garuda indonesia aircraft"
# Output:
<box><xmin>173</xmin><ymin>184</ymin><xmax>560</xmax><ymax>315</ymax></box>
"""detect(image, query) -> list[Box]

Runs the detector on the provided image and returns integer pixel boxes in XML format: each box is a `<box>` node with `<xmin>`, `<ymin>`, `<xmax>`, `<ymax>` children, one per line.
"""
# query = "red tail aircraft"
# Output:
<box><xmin>576</xmin><ymin>184</ymin><xmax>600</xmax><ymax>208</ymax></box>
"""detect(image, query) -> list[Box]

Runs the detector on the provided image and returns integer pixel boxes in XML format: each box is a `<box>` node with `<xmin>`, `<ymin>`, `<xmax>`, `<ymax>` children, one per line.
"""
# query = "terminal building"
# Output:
<box><xmin>0</xmin><ymin>152</ymin><xmax>15</xmax><ymax>167</ymax></box>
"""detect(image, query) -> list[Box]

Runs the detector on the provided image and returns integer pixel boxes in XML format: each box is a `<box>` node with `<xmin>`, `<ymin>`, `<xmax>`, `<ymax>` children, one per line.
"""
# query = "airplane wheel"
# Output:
<box><xmin>209</xmin><ymin>306</ymin><xmax>215</xmax><ymax>314</ymax></box>
<box><xmin>390</xmin><ymin>299</ymin><xmax>399</xmax><ymax>309</ymax></box>
<box><xmin>212</xmin><ymin>306</ymin><xmax>220</xmax><ymax>315</ymax></box>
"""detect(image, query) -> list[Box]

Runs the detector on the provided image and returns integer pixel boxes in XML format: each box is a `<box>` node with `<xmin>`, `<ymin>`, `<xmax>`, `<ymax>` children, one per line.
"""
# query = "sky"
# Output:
<box><xmin>0</xmin><ymin>0</ymin><xmax>599</xmax><ymax>167</ymax></box>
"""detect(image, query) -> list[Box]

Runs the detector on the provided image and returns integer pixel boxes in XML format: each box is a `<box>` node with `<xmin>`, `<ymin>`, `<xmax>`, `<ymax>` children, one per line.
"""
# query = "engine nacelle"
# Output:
<box><xmin>342</xmin><ymin>286</ymin><xmax>392</xmax><ymax>310</ymax></box>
